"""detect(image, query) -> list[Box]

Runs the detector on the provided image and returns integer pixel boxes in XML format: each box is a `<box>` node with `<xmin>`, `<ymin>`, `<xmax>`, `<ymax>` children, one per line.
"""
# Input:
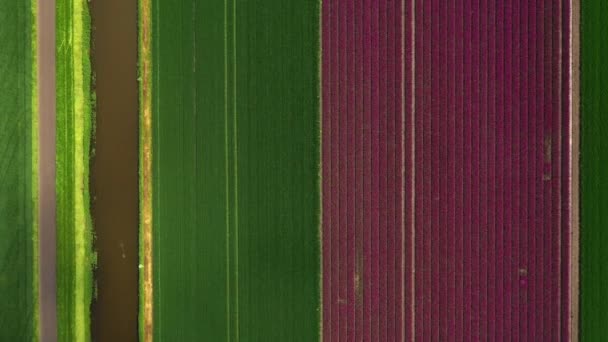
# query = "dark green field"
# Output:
<box><xmin>144</xmin><ymin>0</ymin><xmax>321</xmax><ymax>340</ymax></box>
<box><xmin>0</xmin><ymin>0</ymin><xmax>38</xmax><ymax>340</ymax></box>
<box><xmin>581</xmin><ymin>0</ymin><xmax>608</xmax><ymax>340</ymax></box>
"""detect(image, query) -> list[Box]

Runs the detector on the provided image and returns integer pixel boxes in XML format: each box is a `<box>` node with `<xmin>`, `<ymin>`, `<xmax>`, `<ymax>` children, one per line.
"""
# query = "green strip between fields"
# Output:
<box><xmin>0</xmin><ymin>0</ymin><xmax>38</xmax><ymax>340</ymax></box>
<box><xmin>580</xmin><ymin>0</ymin><xmax>608</xmax><ymax>340</ymax></box>
<box><xmin>56</xmin><ymin>0</ymin><xmax>94</xmax><ymax>341</ymax></box>
<box><xmin>146</xmin><ymin>0</ymin><xmax>321</xmax><ymax>340</ymax></box>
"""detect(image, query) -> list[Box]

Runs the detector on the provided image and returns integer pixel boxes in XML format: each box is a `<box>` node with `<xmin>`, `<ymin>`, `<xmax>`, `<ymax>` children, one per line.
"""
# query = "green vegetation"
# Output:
<box><xmin>143</xmin><ymin>0</ymin><xmax>321</xmax><ymax>340</ymax></box>
<box><xmin>581</xmin><ymin>0</ymin><xmax>608</xmax><ymax>340</ymax></box>
<box><xmin>0</xmin><ymin>0</ymin><xmax>38</xmax><ymax>340</ymax></box>
<box><xmin>56</xmin><ymin>0</ymin><xmax>94</xmax><ymax>341</ymax></box>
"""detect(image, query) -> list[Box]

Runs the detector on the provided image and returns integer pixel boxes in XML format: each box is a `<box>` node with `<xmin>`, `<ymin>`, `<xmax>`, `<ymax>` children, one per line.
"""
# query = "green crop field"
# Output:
<box><xmin>581</xmin><ymin>0</ymin><xmax>608</xmax><ymax>340</ymax></box>
<box><xmin>140</xmin><ymin>0</ymin><xmax>321</xmax><ymax>340</ymax></box>
<box><xmin>0</xmin><ymin>0</ymin><xmax>38</xmax><ymax>340</ymax></box>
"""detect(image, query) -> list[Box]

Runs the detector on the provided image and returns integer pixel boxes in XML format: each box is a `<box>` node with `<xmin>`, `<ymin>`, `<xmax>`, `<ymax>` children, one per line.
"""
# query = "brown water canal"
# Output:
<box><xmin>89</xmin><ymin>0</ymin><xmax>139</xmax><ymax>340</ymax></box>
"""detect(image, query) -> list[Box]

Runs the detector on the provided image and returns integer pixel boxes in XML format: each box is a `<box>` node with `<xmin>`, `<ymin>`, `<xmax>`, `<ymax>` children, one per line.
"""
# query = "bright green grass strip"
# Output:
<box><xmin>146</xmin><ymin>0</ymin><xmax>321</xmax><ymax>340</ymax></box>
<box><xmin>56</xmin><ymin>0</ymin><xmax>94</xmax><ymax>341</ymax></box>
<box><xmin>0</xmin><ymin>0</ymin><xmax>38</xmax><ymax>340</ymax></box>
<box><xmin>581</xmin><ymin>0</ymin><xmax>608</xmax><ymax>340</ymax></box>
